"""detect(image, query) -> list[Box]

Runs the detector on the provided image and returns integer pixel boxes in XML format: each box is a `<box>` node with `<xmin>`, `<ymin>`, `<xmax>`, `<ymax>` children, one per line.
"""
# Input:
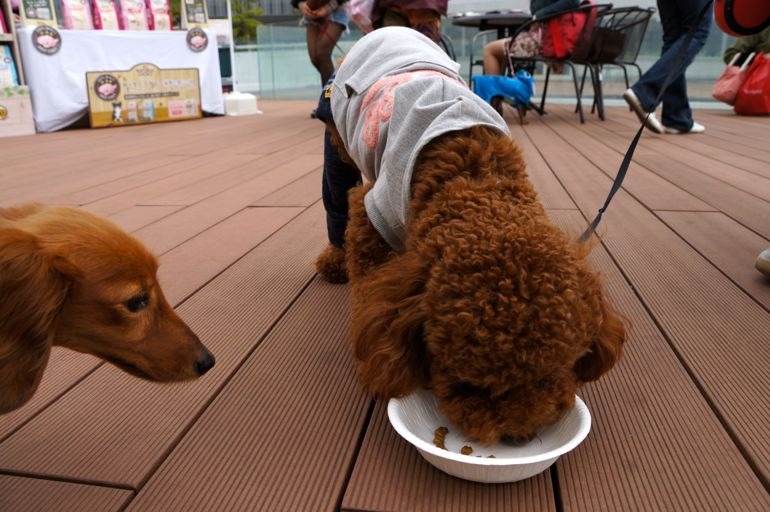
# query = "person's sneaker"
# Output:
<box><xmin>665</xmin><ymin>121</ymin><xmax>705</xmax><ymax>134</ymax></box>
<box><xmin>756</xmin><ymin>248</ymin><xmax>770</xmax><ymax>278</ymax></box>
<box><xmin>623</xmin><ymin>88</ymin><xmax>664</xmax><ymax>134</ymax></box>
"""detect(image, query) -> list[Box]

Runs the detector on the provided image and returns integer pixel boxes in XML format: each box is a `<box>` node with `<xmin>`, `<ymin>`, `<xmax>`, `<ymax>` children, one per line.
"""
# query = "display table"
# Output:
<box><xmin>17</xmin><ymin>28</ymin><xmax>225</xmax><ymax>132</ymax></box>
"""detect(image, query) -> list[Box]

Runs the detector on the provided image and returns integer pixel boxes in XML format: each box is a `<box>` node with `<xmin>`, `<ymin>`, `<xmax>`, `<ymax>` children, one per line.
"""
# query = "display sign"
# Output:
<box><xmin>19</xmin><ymin>0</ymin><xmax>58</xmax><ymax>27</ymax></box>
<box><xmin>181</xmin><ymin>0</ymin><xmax>209</xmax><ymax>28</ymax></box>
<box><xmin>86</xmin><ymin>63</ymin><xmax>202</xmax><ymax>128</ymax></box>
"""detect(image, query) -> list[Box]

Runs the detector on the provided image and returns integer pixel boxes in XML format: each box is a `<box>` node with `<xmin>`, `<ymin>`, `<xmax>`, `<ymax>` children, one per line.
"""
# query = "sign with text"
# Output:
<box><xmin>181</xmin><ymin>0</ymin><xmax>209</xmax><ymax>28</ymax></box>
<box><xmin>86</xmin><ymin>63</ymin><xmax>202</xmax><ymax>128</ymax></box>
<box><xmin>19</xmin><ymin>0</ymin><xmax>58</xmax><ymax>27</ymax></box>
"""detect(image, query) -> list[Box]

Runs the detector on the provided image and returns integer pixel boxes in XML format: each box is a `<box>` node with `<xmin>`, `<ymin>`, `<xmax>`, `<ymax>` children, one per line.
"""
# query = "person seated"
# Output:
<box><xmin>482</xmin><ymin>0</ymin><xmax>580</xmax><ymax>75</ymax></box>
<box><xmin>723</xmin><ymin>25</ymin><xmax>770</xmax><ymax>65</ymax></box>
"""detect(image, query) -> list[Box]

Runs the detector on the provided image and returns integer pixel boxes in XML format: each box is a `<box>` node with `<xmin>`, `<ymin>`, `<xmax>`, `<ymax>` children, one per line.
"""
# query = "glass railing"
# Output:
<box><xmin>232</xmin><ymin>16</ymin><xmax>737</xmax><ymax>105</ymax></box>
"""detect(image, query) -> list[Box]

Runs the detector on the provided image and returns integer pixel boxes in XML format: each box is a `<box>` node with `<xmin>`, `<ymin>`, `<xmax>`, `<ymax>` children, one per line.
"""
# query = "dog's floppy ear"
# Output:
<box><xmin>573</xmin><ymin>298</ymin><xmax>626</xmax><ymax>383</ymax></box>
<box><xmin>0</xmin><ymin>229</ymin><xmax>73</xmax><ymax>413</ymax></box>
<box><xmin>350</xmin><ymin>251</ymin><xmax>430</xmax><ymax>399</ymax></box>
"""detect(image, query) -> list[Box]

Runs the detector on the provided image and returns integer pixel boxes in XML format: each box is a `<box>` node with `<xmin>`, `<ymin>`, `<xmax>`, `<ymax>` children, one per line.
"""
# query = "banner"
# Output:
<box><xmin>86</xmin><ymin>63</ymin><xmax>202</xmax><ymax>128</ymax></box>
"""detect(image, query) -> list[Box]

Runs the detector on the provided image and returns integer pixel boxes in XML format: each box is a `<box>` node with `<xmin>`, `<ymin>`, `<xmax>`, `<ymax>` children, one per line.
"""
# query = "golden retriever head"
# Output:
<box><xmin>0</xmin><ymin>204</ymin><xmax>215</xmax><ymax>414</ymax></box>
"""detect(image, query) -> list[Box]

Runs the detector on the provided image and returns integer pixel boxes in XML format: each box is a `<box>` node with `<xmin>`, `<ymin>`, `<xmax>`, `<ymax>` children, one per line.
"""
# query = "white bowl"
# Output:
<box><xmin>387</xmin><ymin>389</ymin><xmax>591</xmax><ymax>483</ymax></box>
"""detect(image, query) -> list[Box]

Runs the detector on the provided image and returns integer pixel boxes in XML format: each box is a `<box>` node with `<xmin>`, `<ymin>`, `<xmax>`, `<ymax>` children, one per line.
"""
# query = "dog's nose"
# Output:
<box><xmin>195</xmin><ymin>350</ymin><xmax>215</xmax><ymax>375</ymax></box>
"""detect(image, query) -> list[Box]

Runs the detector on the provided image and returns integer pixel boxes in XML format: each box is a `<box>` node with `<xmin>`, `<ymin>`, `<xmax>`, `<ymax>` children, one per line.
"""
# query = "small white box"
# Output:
<box><xmin>224</xmin><ymin>91</ymin><xmax>261</xmax><ymax>116</ymax></box>
<box><xmin>0</xmin><ymin>86</ymin><xmax>36</xmax><ymax>138</ymax></box>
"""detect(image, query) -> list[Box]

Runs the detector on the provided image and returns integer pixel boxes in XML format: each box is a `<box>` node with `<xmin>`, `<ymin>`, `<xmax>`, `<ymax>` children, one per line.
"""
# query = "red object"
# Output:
<box><xmin>733</xmin><ymin>53</ymin><xmax>770</xmax><ymax>115</ymax></box>
<box><xmin>541</xmin><ymin>2</ymin><xmax>597</xmax><ymax>59</ymax></box>
<box><xmin>712</xmin><ymin>53</ymin><xmax>755</xmax><ymax>105</ymax></box>
<box><xmin>714</xmin><ymin>0</ymin><xmax>770</xmax><ymax>36</ymax></box>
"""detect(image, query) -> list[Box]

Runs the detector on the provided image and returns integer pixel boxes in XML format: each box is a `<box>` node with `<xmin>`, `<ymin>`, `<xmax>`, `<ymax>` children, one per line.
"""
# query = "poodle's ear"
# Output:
<box><xmin>350</xmin><ymin>251</ymin><xmax>429</xmax><ymax>399</ymax></box>
<box><xmin>0</xmin><ymin>229</ymin><xmax>72</xmax><ymax>413</ymax></box>
<box><xmin>573</xmin><ymin>298</ymin><xmax>626</xmax><ymax>383</ymax></box>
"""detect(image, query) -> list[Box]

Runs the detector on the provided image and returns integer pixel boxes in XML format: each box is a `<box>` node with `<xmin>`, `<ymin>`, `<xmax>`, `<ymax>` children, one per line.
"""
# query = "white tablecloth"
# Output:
<box><xmin>18</xmin><ymin>28</ymin><xmax>225</xmax><ymax>132</ymax></box>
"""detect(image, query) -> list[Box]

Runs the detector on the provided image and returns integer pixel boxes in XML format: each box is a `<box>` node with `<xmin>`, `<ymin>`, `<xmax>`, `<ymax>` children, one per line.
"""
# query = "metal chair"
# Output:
<box><xmin>468</xmin><ymin>29</ymin><xmax>499</xmax><ymax>82</ymax></box>
<box><xmin>577</xmin><ymin>7</ymin><xmax>656</xmax><ymax>120</ymax></box>
<box><xmin>504</xmin><ymin>3</ymin><xmax>613</xmax><ymax>123</ymax></box>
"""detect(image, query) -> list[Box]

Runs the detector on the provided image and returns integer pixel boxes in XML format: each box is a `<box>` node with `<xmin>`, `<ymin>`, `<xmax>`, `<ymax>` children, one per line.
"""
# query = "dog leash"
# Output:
<box><xmin>578</xmin><ymin>0</ymin><xmax>714</xmax><ymax>242</ymax></box>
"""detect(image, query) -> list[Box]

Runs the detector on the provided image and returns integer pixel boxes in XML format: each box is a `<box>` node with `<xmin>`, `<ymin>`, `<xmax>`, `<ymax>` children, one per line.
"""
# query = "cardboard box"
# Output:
<box><xmin>0</xmin><ymin>86</ymin><xmax>36</xmax><ymax>137</ymax></box>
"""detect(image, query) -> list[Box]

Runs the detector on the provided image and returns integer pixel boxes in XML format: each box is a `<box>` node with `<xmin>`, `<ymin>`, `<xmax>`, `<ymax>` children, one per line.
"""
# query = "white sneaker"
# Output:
<box><xmin>623</xmin><ymin>89</ymin><xmax>664</xmax><ymax>134</ymax></box>
<box><xmin>665</xmin><ymin>121</ymin><xmax>705</xmax><ymax>134</ymax></box>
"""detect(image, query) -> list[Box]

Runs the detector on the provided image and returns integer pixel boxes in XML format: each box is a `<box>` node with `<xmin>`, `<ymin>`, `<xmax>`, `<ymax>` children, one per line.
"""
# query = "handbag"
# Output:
<box><xmin>346</xmin><ymin>0</ymin><xmax>376</xmax><ymax>32</ymax></box>
<box><xmin>733</xmin><ymin>52</ymin><xmax>770</xmax><ymax>115</ymax></box>
<box><xmin>541</xmin><ymin>1</ymin><xmax>597</xmax><ymax>59</ymax></box>
<box><xmin>712</xmin><ymin>52</ymin><xmax>755</xmax><ymax>105</ymax></box>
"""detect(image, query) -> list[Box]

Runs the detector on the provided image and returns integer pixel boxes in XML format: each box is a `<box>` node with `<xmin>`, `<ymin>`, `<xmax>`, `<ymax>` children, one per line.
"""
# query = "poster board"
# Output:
<box><xmin>86</xmin><ymin>63</ymin><xmax>202</xmax><ymax>128</ymax></box>
<box><xmin>181</xmin><ymin>0</ymin><xmax>209</xmax><ymax>28</ymax></box>
<box><xmin>18</xmin><ymin>0</ymin><xmax>58</xmax><ymax>27</ymax></box>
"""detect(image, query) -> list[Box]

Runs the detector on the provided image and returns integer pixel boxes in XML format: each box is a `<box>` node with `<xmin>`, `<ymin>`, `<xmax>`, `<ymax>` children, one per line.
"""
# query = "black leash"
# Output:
<box><xmin>578</xmin><ymin>0</ymin><xmax>714</xmax><ymax>242</ymax></box>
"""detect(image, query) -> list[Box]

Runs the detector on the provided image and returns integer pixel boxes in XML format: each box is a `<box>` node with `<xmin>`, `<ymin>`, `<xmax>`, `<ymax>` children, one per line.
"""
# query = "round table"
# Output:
<box><xmin>451</xmin><ymin>10</ymin><xmax>532</xmax><ymax>38</ymax></box>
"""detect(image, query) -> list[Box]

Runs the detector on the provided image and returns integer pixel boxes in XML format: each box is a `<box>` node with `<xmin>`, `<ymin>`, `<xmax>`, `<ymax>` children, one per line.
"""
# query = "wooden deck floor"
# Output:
<box><xmin>1</xmin><ymin>100</ymin><xmax>769</xmax><ymax>512</ymax></box>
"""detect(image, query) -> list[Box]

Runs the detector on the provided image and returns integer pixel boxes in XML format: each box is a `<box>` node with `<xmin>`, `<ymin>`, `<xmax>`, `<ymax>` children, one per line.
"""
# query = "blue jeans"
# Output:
<box><xmin>631</xmin><ymin>0</ymin><xmax>712</xmax><ymax>131</ymax></box>
<box><xmin>322</xmin><ymin>129</ymin><xmax>360</xmax><ymax>247</ymax></box>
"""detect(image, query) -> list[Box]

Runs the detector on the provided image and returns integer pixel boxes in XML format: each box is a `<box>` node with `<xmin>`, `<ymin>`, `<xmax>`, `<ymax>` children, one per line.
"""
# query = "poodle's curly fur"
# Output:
<box><xmin>334</xmin><ymin>125</ymin><xmax>626</xmax><ymax>444</ymax></box>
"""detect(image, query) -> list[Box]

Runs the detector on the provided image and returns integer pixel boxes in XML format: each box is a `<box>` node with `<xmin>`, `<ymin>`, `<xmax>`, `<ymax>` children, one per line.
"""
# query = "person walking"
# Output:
<box><xmin>292</xmin><ymin>0</ymin><xmax>349</xmax><ymax>86</ymax></box>
<box><xmin>623</xmin><ymin>0</ymin><xmax>713</xmax><ymax>134</ymax></box>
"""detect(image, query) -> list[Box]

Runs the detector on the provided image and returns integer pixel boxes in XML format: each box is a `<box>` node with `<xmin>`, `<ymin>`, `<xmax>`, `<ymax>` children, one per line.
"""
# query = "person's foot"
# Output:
<box><xmin>623</xmin><ymin>88</ymin><xmax>664</xmax><ymax>134</ymax></box>
<box><xmin>665</xmin><ymin>122</ymin><xmax>705</xmax><ymax>134</ymax></box>
<box><xmin>756</xmin><ymin>248</ymin><xmax>770</xmax><ymax>278</ymax></box>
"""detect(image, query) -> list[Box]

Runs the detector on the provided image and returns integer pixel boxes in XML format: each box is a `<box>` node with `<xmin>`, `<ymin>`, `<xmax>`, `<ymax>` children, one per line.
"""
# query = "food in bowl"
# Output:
<box><xmin>388</xmin><ymin>388</ymin><xmax>592</xmax><ymax>483</ymax></box>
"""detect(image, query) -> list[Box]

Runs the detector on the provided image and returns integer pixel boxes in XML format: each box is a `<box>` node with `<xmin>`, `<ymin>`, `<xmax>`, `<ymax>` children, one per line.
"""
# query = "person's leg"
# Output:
<box><xmin>659</xmin><ymin>1</ymin><xmax>712</xmax><ymax>131</ymax></box>
<box><xmin>317</xmin><ymin>128</ymin><xmax>360</xmax><ymax>283</ymax></box>
<box><xmin>316</xmin><ymin>21</ymin><xmax>344</xmax><ymax>84</ymax></box>
<box><xmin>322</xmin><ymin>128</ymin><xmax>359</xmax><ymax>249</ymax></box>
<box><xmin>631</xmin><ymin>0</ymin><xmax>711</xmax><ymax>116</ymax></box>
<box><xmin>306</xmin><ymin>21</ymin><xmax>340</xmax><ymax>85</ymax></box>
<box><xmin>483</xmin><ymin>39</ymin><xmax>507</xmax><ymax>75</ymax></box>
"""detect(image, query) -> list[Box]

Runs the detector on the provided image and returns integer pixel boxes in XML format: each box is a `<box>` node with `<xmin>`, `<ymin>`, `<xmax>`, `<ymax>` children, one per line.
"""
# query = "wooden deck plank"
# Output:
<box><xmin>522</xmin><ymin>112</ymin><xmax>770</xmax><ymax>485</ymax></box>
<box><xmin>508</xmin><ymin>123</ymin><xmax>576</xmax><ymax>210</ymax></box>
<box><xmin>1</xmin><ymin>102</ymin><xmax>768</xmax><ymax>511</ymax></box>
<box><xmin>550</xmin><ymin>211</ymin><xmax>770</xmax><ymax>512</ymax></box>
<box><xmin>142</xmin><ymin>154</ymin><xmax>321</xmax><ymax>207</ymax></box>
<box><xmin>105</xmin><ymin>205</ymin><xmax>184</xmax><ymax>233</ymax></box>
<box><xmin>0</xmin><ymin>349</ymin><xmax>100</xmax><ymax>441</ymax></box>
<box><xmin>341</xmin><ymin>402</ymin><xmax>556</xmax><ymax>512</ymax></box>
<box><xmin>562</xmin><ymin>113</ymin><xmax>770</xmax><ymax>239</ymax></box>
<box><xmin>54</xmin><ymin>152</ymin><xmax>263</xmax><ymax>207</ymax></box>
<box><xmin>127</xmin><ymin>279</ymin><xmax>369</xmax><ymax>512</ymax></box>
<box><xmin>0</xmin><ymin>475</ymin><xmax>132</xmax><ymax>512</ymax></box>
<box><xmin>602</xmin><ymin>113</ymin><xmax>770</xmax><ymax>180</ymax></box>
<box><xmin>131</xmin><ymin>152</ymin><xmax>323</xmax><ymax>255</ymax></box>
<box><xmin>251</xmin><ymin>168</ymin><xmax>323</xmax><ymax>207</ymax></box>
<box><xmin>158</xmin><ymin>206</ymin><xmax>305</xmax><ymax>305</ymax></box>
<box><xmin>656</xmin><ymin>211</ymin><xmax>770</xmax><ymax>310</ymax></box>
<box><xmin>0</xmin><ymin>204</ymin><xmax>327</xmax><ymax>487</ymax></box>
<box><xmin>545</xmin><ymin>109</ymin><xmax>715</xmax><ymax>212</ymax></box>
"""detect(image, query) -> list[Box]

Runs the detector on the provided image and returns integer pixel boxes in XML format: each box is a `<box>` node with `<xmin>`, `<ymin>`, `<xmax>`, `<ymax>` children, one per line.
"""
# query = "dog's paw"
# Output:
<box><xmin>315</xmin><ymin>244</ymin><xmax>348</xmax><ymax>284</ymax></box>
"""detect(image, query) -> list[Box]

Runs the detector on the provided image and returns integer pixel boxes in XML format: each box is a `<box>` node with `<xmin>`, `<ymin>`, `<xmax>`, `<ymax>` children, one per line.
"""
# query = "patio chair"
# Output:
<box><xmin>577</xmin><ymin>6</ymin><xmax>656</xmax><ymax>120</ymax></box>
<box><xmin>504</xmin><ymin>2</ymin><xmax>613</xmax><ymax>124</ymax></box>
<box><xmin>468</xmin><ymin>29</ymin><xmax>499</xmax><ymax>82</ymax></box>
<box><xmin>439</xmin><ymin>32</ymin><xmax>458</xmax><ymax>62</ymax></box>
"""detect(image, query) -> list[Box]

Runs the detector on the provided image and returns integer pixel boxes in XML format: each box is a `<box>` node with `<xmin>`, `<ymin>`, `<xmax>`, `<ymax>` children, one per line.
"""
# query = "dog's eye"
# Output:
<box><xmin>125</xmin><ymin>293</ymin><xmax>149</xmax><ymax>313</ymax></box>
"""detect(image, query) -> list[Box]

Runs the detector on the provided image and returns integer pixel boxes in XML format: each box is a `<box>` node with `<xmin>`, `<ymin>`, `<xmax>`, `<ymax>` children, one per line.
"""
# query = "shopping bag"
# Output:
<box><xmin>733</xmin><ymin>53</ymin><xmax>770</xmax><ymax>115</ymax></box>
<box><xmin>712</xmin><ymin>52</ymin><xmax>755</xmax><ymax>105</ymax></box>
<box><xmin>541</xmin><ymin>1</ymin><xmax>597</xmax><ymax>59</ymax></box>
<box><xmin>346</xmin><ymin>0</ymin><xmax>376</xmax><ymax>33</ymax></box>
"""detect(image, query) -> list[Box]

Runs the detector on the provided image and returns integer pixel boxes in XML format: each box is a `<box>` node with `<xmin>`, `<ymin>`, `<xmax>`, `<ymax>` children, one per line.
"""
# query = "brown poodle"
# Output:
<box><xmin>345</xmin><ymin>127</ymin><xmax>625</xmax><ymax>443</ymax></box>
<box><xmin>317</xmin><ymin>27</ymin><xmax>626</xmax><ymax>444</ymax></box>
<box><xmin>0</xmin><ymin>203</ymin><xmax>215</xmax><ymax>414</ymax></box>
